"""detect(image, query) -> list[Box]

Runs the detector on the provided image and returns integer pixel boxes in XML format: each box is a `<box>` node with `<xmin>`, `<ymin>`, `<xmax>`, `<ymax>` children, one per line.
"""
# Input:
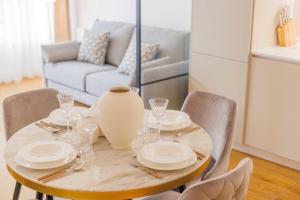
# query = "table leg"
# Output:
<box><xmin>12</xmin><ymin>182</ymin><xmax>21</xmax><ymax>200</ymax></box>
<box><xmin>35</xmin><ymin>192</ymin><xmax>43</xmax><ymax>200</ymax></box>
<box><xmin>179</xmin><ymin>185</ymin><xmax>186</xmax><ymax>193</ymax></box>
<box><xmin>46</xmin><ymin>195</ymin><xmax>54</xmax><ymax>200</ymax></box>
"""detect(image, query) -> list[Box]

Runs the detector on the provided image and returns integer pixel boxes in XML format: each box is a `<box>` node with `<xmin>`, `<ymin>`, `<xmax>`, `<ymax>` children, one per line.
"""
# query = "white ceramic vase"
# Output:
<box><xmin>96</xmin><ymin>86</ymin><xmax>144</xmax><ymax>149</ymax></box>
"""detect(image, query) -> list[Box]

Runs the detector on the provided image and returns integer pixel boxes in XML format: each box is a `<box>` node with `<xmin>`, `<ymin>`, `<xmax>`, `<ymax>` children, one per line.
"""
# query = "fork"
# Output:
<box><xmin>35</xmin><ymin>122</ymin><xmax>63</xmax><ymax>134</ymax></box>
<box><xmin>130</xmin><ymin>162</ymin><xmax>163</xmax><ymax>179</ymax></box>
<box><xmin>40</xmin><ymin>159</ymin><xmax>85</xmax><ymax>183</ymax></box>
<box><xmin>173</xmin><ymin>126</ymin><xmax>201</xmax><ymax>138</ymax></box>
<box><xmin>40</xmin><ymin>121</ymin><xmax>69</xmax><ymax>130</ymax></box>
<box><xmin>172</xmin><ymin>140</ymin><xmax>206</xmax><ymax>160</ymax></box>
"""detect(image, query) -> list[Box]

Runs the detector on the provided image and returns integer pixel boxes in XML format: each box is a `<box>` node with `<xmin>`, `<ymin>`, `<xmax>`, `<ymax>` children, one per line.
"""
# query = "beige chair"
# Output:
<box><xmin>141</xmin><ymin>158</ymin><xmax>253</xmax><ymax>200</ymax></box>
<box><xmin>3</xmin><ymin>88</ymin><xmax>59</xmax><ymax>200</ymax></box>
<box><xmin>181</xmin><ymin>91</ymin><xmax>236</xmax><ymax>179</ymax></box>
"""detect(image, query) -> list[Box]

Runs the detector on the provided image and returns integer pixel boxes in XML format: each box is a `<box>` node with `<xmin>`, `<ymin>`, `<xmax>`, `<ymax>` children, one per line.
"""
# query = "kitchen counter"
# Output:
<box><xmin>252</xmin><ymin>38</ymin><xmax>300</xmax><ymax>64</ymax></box>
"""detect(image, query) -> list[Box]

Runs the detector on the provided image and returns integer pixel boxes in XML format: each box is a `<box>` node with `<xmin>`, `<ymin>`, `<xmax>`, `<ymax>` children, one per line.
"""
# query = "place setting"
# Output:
<box><xmin>129</xmin><ymin>97</ymin><xmax>205</xmax><ymax>177</ymax></box>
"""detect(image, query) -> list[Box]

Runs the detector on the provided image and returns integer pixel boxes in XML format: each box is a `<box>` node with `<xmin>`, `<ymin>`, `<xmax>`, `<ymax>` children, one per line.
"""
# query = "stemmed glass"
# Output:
<box><xmin>130</xmin><ymin>87</ymin><xmax>140</xmax><ymax>94</ymax></box>
<box><xmin>149</xmin><ymin>98</ymin><xmax>169</xmax><ymax>141</ymax></box>
<box><xmin>56</xmin><ymin>93</ymin><xmax>74</xmax><ymax>140</ymax></box>
<box><xmin>83</xmin><ymin>123</ymin><xmax>98</xmax><ymax>156</ymax></box>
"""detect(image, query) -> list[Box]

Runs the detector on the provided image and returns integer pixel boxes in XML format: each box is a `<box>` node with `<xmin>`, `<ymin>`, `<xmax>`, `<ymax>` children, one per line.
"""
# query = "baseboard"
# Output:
<box><xmin>233</xmin><ymin>143</ymin><xmax>300</xmax><ymax>171</ymax></box>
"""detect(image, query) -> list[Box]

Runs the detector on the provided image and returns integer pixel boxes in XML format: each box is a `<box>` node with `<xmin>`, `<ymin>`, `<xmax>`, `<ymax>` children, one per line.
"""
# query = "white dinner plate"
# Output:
<box><xmin>48</xmin><ymin>107</ymin><xmax>87</xmax><ymax>125</ymax></box>
<box><xmin>140</xmin><ymin>142</ymin><xmax>195</xmax><ymax>166</ymax></box>
<box><xmin>15</xmin><ymin>150</ymin><xmax>77</xmax><ymax>170</ymax></box>
<box><xmin>146</xmin><ymin>110</ymin><xmax>192</xmax><ymax>131</ymax></box>
<box><xmin>16</xmin><ymin>141</ymin><xmax>73</xmax><ymax>163</ymax></box>
<box><xmin>137</xmin><ymin>151</ymin><xmax>197</xmax><ymax>171</ymax></box>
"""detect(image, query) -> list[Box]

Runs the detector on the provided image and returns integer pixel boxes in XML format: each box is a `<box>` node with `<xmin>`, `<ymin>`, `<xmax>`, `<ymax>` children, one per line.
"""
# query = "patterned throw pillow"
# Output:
<box><xmin>117</xmin><ymin>42</ymin><xmax>159</xmax><ymax>75</ymax></box>
<box><xmin>78</xmin><ymin>30</ymin><xmax>110</xmax><ymax>65</ymax></box>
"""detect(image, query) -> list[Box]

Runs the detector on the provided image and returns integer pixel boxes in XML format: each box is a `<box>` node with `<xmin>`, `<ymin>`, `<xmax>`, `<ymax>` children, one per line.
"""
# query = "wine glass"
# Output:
<box><xmin>149</xmin><ymin>98</ymin><xmax>169</xmax><ymax>141</ymax></box>
<box><xmin>83</xmin><ymin>123</ymin><xmax>98</xmax><ymax>156</ymax></box>
<box><xmin>56</xmin><ymin>93</ymin><xmax>74</xmax><ymax>140</ymax></box>
<box><xmin>142</xmin><ymin>126</ymin><xmax>160</xmax><ymax>144</ymax></box>
<box><xmin>130</xmin><ymin>87</ymin><xmax>140</xmax><ymax>94</ymax></box>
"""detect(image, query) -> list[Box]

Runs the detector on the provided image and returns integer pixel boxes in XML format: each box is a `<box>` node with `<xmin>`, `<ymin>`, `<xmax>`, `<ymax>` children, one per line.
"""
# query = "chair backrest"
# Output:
<box><xmin>181</xmin><ymin>91</ymin><xmax>236</xmax><ymax>179</ymax></box>
<box><xmin>3</xmin><ymin>88</ymin><xmax>59</xmax><ymax>140</ymax></box>
<box><xmin>180</xmin><ymin>158</ymin><xmax>253</xmax><ymax>200</ymax></box>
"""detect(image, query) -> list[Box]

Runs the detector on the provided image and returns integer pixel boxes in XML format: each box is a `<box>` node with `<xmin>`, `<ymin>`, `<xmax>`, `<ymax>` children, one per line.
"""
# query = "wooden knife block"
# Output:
<box><xmin>277</xmin><ymin>20</ymin><xmax>297</xmax><ymax>47</ymax></box>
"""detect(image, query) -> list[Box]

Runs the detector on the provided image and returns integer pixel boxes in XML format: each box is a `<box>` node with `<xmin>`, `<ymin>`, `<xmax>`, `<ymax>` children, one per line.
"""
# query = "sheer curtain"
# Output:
<box><xmin>0</xmin><ymin>0</ymin><xmax>54</xmax><ymax>83</ymax></box>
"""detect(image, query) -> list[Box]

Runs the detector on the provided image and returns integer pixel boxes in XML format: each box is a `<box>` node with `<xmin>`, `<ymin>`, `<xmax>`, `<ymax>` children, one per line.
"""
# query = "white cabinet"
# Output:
<box><xmin>246</xmin><ymin>57</ymin><xmax>300</xmax><ymax>163</ymax></box>
<box><xmin>191</xmin><ymin>0</ymin><xmax>254</xmax><ymax>62</ymax></box>
<box><xmin>190</xmin><ymin>0</ymin><xmax>254</xmax><ymax>144</ymax></box>
<box><xmin>190</xmin><ymin>0</ymin><xmax>300</xmax><ymax>169</ymax></box>
<box><xmin>189</xmin><ymin>54</ymin><xmax>248</xmax><ymax>143</ymax></box>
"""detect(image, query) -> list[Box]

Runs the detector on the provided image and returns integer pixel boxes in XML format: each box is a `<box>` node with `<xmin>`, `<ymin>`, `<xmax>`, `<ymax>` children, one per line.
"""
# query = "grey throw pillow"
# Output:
<box><xmin>117</xmin><ymin>42</ymin><xmax>159</xmax><ymax>75</ymax></box>
<box><xmin>78</xmin><ymin>30</ymin><xmax>110</xmax><ymax>65</ymax></box>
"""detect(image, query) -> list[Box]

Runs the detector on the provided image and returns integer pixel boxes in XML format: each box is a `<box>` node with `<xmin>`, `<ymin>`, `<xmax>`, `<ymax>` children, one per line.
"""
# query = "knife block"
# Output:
<box><xmin>277</xmin><ymin>20</ymin><xmax>297</xmax><ymax>47</ymax></box>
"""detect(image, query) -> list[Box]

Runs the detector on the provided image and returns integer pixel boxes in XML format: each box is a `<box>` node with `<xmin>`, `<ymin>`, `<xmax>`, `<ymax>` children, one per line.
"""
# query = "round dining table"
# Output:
<box><xmin>4</xmin><ymin>119</ymin><xmax>213</xmax><ymax>200</ymax></box>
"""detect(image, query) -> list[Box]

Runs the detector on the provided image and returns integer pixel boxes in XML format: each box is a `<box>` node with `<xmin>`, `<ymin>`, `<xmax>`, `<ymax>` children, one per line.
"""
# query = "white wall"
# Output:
<box><xmin>75</xmin><ymin>0</ymin><xmax>191</xmax><ymax>38</ymax></box>
<box><xmin>141</xmin><ymin>0</ymin><xmax>191</xmax><ymax>31</ymax></box>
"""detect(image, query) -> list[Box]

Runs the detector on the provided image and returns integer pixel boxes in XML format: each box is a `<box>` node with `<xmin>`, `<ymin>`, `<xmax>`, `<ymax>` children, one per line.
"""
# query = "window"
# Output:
<box><xmin>0</xmin><ymin>0</ymin><xmax>4</xmax><ymax>26</ymax></box>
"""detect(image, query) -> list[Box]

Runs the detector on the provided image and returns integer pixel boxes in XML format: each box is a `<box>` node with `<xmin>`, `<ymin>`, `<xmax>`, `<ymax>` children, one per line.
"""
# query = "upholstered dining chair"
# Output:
<box><xmin>3</xmin><ymin>88</ymin><xmax>59</xmax><ymax>200</ymax></box>
<box><xmin>140</xmin><ymin>158</ymin><xmax>253</xmax><ymax>200</ymax></box>
<box><xmin>181</xmin><ymin>91</ymin><xmax>236</xmax><ymax>180</ymax></box>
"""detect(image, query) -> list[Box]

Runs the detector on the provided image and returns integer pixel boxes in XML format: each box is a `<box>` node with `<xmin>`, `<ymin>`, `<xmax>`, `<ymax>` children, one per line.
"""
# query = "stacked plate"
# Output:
<box><xmin>15</xmin><ymin>141</ymin><xmax>76</xmax><ymax>169</ymax></box>
<box><xmin>48</xmin><ymin>107</ymin><xmax>87</xmax><ymax>126</ymax></box>
<box><xmin>137</xmin><ymin>142</ymin><xmax>197</xmax><ymax>170</ymax></box>
<box><xmin>146</xmin><ymin>110</ymin><xmax>192</xmax><ymax>131</ymax></box>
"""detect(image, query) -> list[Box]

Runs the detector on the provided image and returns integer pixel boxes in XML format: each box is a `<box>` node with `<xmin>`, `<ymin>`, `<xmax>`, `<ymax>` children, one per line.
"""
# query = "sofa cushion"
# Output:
<box><xmin>78</xmin><ymin>30</ymin><xmax>110</xmax><ymax>65</ymax></box>
<box><xmin>44</xmin><ymin>61</ymin><xmax>116</xmax><ymax>91</ymax></box>
<box><xmin>86</xmin><ymin>70</ymin><xmax>130</xmax><ymax>96</ymax></box>
<box><xmin>117</xmin><ymin>42</ymin><xmax>159</xmax><ymax>75</ymax></box>
<box><xmin>92</xmin><ymin>19</ymin><xmax>135</xmax><ymax>66</ymax></box>
<box><xmin>138</xmin><ymin>26</ymin><xmax>190</xmax><ymax>63</ymax></box>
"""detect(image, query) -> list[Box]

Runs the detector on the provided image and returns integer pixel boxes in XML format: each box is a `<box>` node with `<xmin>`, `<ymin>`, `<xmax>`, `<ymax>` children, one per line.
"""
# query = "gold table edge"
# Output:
<box><xmin>6</xmin><ymin>156</ymin><xmax>211</xmax><ymax>200</ymax></box>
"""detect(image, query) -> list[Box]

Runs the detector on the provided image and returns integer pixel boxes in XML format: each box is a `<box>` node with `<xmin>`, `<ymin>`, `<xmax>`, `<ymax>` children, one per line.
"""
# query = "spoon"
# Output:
<box><xmin>42</xmin><ymin>159</ymin><xmax>85</xmax><ymax>183</ymax></box>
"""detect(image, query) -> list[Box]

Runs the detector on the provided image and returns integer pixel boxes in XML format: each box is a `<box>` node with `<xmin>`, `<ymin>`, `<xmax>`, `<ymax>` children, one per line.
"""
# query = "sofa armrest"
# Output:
<box><xmin>141</xmin><ymin>60</ymin><xmax>189</xmax><ymax>85</ymax></box>
<box><xmin>41</xmin><ymin>41</ymin><xmax>80</xmax><ymax>63</ymax></box>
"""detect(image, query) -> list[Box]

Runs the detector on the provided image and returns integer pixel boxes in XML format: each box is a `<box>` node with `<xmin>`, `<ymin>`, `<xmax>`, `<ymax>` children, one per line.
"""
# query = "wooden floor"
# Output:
<box><xmin>0</xmin><ymin>77</ymin><xmax>299</xmax><ymax>200</ymax></box>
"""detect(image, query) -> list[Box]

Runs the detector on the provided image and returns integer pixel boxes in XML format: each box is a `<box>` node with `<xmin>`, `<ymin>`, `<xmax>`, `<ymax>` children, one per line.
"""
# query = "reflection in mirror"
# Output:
<box><xmin>140</xmin><ymin>0</ymin><xmax>191</xmax><ymax>109</ymax></box>
<box><xmin>69</xmin><ymin>0</ymin><xmax>191</xmax><ymax>109</ymax></box>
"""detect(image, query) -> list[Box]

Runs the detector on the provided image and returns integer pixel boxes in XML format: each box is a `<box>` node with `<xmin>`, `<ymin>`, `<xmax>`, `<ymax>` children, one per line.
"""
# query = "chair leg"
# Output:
<box><xmin>35</xmin><ymin>192</ymin><xmax>43</xmax><ymax>200</ymax></box>
<box><xmin>179</xmin><ymin>185</ymin><xmax>186</xmax><ymax>193</ymax></box>
<box><xmin>13</xmin><ymin>182</ymin><xmax>22</xmax><ymax>200</ymax></box>
<box><xmin>46</xmin><ymin>195</ymin><xmax>54</xmax><ymax>200</ymax></box>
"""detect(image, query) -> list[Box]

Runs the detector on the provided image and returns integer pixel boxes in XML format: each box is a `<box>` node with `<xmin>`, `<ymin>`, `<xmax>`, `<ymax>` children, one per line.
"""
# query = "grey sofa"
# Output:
<box><xmin>41</xmin><ymin>20</ymin><xmax>189</xmax><ymax>109</ymax></box>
